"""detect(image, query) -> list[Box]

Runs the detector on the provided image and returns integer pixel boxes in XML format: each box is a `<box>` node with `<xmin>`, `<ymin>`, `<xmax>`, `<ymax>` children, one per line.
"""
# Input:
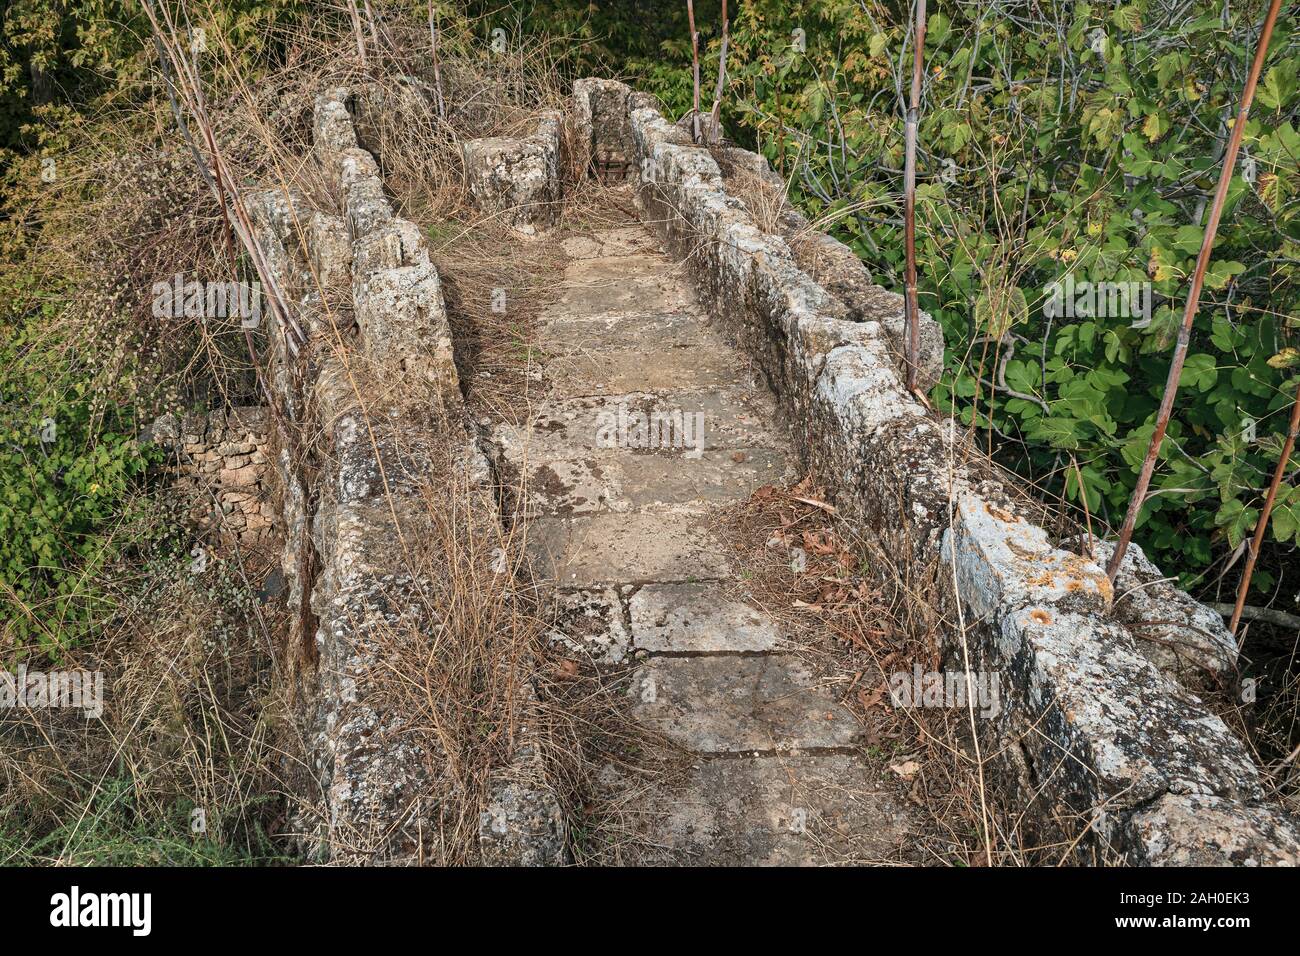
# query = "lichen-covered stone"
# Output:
<box><xmin>461</xmin><ymin>111</ymin><xmax>563</xmax><ymax>236</ymax></box>
<box><xmin>352</xmin><ymin>263</ymin><xmax>459</xmax><ymax>415</ymax></box>
<box><xmin>247</xmin><ymin>86</ymin><xmax>568</xmax><ymax>865</ymax></box>
<box><xmin>1081</xmin><ymin>538</ymin><xmax>1238</xmax><ymax>690</ymax></box>
<box><xmin>479</xmin><ymin>780</ymin><xmax>569</xmax><ymax>867</ymax></box>
<box><xmin>573</xmin><ymin>77</ymin><xmax>641</xmax><ymax>174</ymax></box>
<box><xmin>1118</xmin><ymin>793</ymin><xmax>1300</xmax><ymax>866</ymax></box>
<box><xmin>351</xmin><ymin>217</ymin><xmax>430</xmax><ymax>279</ymax></box>
<box><xmin>312</xmin><ymin>87</ymin><xmax>357</xmax><ymax>177</ymax></box>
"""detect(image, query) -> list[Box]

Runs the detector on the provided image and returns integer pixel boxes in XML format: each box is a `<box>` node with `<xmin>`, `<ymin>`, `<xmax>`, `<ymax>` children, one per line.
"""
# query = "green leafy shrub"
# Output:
<box><xmin>0</xmin><ymin>309</ymin><xmax>157</xmax><ymax>660</ymax></box>
<box><xmin>0</xmin><ymin>0</ymin><xmax>308</xmax><ymax>152</ymax></box>
<box><xmin>620</xmin><ymin>0</ymin><xmax>1299</xmax><ymax>591</ymax></box>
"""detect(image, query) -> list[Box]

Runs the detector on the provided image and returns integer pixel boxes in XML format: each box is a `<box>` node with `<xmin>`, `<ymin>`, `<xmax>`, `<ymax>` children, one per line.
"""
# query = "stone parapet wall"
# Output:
<box><xmin>250</xmin><ymin>84</ymin><xmax>564</xmax><ymax>865</ymax></box>
<box><xmin>573</xmin><ymin>77</ymin><xmax>1300</xmax><ymax>865</ymax></box>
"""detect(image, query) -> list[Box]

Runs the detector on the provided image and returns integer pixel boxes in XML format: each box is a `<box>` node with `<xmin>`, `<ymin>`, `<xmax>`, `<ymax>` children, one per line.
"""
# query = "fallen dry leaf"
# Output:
<box><xmin>857</xmin><ymin>684</ymin><xmax>886</xmax><ymax>710</ymax></box>
<box><xmin>889</xmin><ymin>759</ymin><xmax>922</xmax><ymax>780</ymax></box>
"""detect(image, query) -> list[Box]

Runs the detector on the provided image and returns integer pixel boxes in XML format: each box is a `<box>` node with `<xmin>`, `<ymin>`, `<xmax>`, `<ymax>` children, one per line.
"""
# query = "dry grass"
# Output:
<box><xmin>714</xmin><ymin>475</ymin><xmax>1029</xmax><ymax>866</ymax></box>
<box><xmin>0</xmin><ymin>507</ymin><xmax>299</xmax><ymax>864</ymax></box>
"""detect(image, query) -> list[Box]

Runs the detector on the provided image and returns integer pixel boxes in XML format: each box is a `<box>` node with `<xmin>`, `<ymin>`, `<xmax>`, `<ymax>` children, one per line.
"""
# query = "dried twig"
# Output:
<box><xmin>345</xmin><ymin>0</ymin><xmax>368</xmax><ymax>67</ymax></box>
<box><xmin>1214</xmin><ymin>601</ymin><xmax>1300</xmax><ymax>632</ymax></box>
<box><xmin>428</xmin><ymin>1</ymin><xmax>446</xmax><ymax>119</ymax></box>
<box><xmin>1229</xmin><ymin>382</ymin><xmax>1300</xmax><ymax>636</ymax></box>
<box><xmin>706</xmin><ymin>0</ymin><xmax>729</xmax><ymax>146</ymax></box>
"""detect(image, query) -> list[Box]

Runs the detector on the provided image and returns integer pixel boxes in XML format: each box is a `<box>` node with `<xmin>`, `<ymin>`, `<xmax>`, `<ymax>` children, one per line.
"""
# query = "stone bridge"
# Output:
<box><xmin>229</xmin><ymin>75</ymin><xmax>1300</xmax><ymax>865</ymax></box>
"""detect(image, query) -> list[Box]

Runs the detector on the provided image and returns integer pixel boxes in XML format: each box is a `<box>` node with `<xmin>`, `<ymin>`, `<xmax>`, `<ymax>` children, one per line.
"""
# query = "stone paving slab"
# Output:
<box><xmin>504</xmin><ymin>219</ymin><xmax>910</xmax><ymax>864</ymax></box>
<box><xmin>628</xmin><ymin>656</ymin><xmax>861</xmax><ymax>753</ymax></box>
<box><xmin>560</xmin><ymin>227</ymin><xmax>658</xmax><ymax>260</ymax></box>
<box><xmin>513</xmin><ymin>447</ymin><xmax>792</xmax><ymax>516</ymax></box>
<box><xmin>638</xmin><ymin>754</ymin><xmax>910</xmax><ymax>865</ymax></box>
<box><xmin>544</xmin><ymin>347</ymin><xmax>748</xmax><ymax>396</ymax></box>
<box><xmin>549</xmin><ymin>269</ymin><xmax>696</xmax><ymax>316</ymax></box>
<box><xmin>541</xmin><ymin>312</ymin><xmax>712</xmax><ymax>352</ymax></box>
<box><xmin>631</xmin><ymin>582</ymin><xmax>782</xmax><ymax>652</ymax></box>
<box><xmin>546</xmin><ymin>588</ymin><xmax>629</xmax><ymax>664</ymax></box>
<box><xmin>613</xmin><ymin>447</ymin><xmax>790</xmax><ymax>508</ymax></box>
<box><xmin>562</xmin><ymin>252</ymin><xmax>676</xmax><ymax>282</ymax></box>
<box><xmin>491</xmin><ymin>389</ymin><xmax>786</xmax><ymax>460</ymax></box>
<box><xmin>527</xmin><ymin>513</ymin><xmax>731</xmax><ymax>587</ymax></box>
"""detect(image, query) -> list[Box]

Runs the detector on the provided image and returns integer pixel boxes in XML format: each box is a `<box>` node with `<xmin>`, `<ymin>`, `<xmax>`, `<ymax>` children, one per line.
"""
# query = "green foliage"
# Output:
<box><xmin>610</xmin><ymin>0</ymin><xmax>1300</xmax><ymax>589</ymax></box>
<box><xmin>0</xmin><ymin>0</ymin><xmax>307</xmax><ymax>152</ymax></box>
<box><xmin>0</xmin><ymin>776</ymin><xmax>286</xmax><ymax>866</ymax></box>
<box><xmin>0</xmin><ymin>308</ymin><xmax>157</xmax><ymax>660</ymax></box>
<box><xmin>462</xmin><ymin>0</ymin><xmax>718</xmax><ymax>114</ymax></box>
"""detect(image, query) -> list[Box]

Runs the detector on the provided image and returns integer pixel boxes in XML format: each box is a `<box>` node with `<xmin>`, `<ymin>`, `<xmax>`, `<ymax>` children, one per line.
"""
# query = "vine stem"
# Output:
<box><xmin>686</xmin><ymin>0</ymin><xmax>701</xmax><ymax>143</ymax></box>
<box><xmin>1228</xmin><ymin>380</ymin><xmax>1300</xmax><ymax>637</ymax></box>
<box><xmin>903</xmin><ymin>0</ymin><xmax>926</xmax><ymax>392</ymax></box>
<box><xmin>1105</xmin><ymin>0</ymin><xmax>1284</xmax><ymax>584</ymax></box>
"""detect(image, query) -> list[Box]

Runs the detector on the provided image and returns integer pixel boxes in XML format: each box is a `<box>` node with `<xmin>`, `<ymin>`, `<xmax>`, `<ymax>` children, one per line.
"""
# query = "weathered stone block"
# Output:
<box><xmin>631</xmin><ymin>583</ymin><xmax>781</xmax><ymax>652</ymax></box>
<box><xmin>573</xmin><ymin>78</ymin><xmax>635</xmax><ymax>172</ymax></box>
<box><xmin>479</xmin><ymin>781</ymin><xmax>568</xmax><ymax>867</ymax></box>
<box><xmin>461</xmin><ymin>112</ymin><xmax>563</xmax><ymax>236</ymax></box>
<box><xmin>1082</xmin><ymin>538</ymin><xmax>1238</xmax><ymax>688</ymax></box>
<box><xmin>351</xmin><ymin>263</ymin><xmax>460</xmax><ymax>415</ymax></box>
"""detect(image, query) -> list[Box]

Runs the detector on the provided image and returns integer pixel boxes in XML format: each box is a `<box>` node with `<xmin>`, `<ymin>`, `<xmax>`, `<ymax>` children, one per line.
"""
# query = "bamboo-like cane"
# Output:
<box><xmin>1229</xmin><ymin>383</ymin><xmax>1300</xmax><ymax>636</ymax></box>
<box><xmin>706</xmin><ymin>0</ymin><xmax>729</xmax><ymax>146</ymax></box>
<box><xmin>686</xmin><ymin>0</ymin><xmax>701</xmax><ymax>143</ymax></box>
<box><xmin>346</xmin><ymin>0</ymin><xmax>368</xmax><ymax>67</ymax></box>
<box><xmin>1106</xmin><ymin>0</ymin><xmax>1284</xmax><ymax>584</ymax></box>
<box><xmin>903</xmin><ymin>0</ymin><xmax>927</xmax><ymax>392</ymax></box>
<box><xmin>428</xmin><ymin>1</ymin><xmax>445</xmax><ymax>119</ymax></box>
<box><xmin>361</xmin><ymin>0</ymin><xmax>382</xmax><ymax>57</ymax></box>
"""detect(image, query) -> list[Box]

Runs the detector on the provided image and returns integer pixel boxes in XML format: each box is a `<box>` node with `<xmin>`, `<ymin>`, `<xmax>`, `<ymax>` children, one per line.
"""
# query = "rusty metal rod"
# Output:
<box><xmin>1106</xmin><ymin>0</ymin><xmax>1284</xmax><ymax>584</ymax></box>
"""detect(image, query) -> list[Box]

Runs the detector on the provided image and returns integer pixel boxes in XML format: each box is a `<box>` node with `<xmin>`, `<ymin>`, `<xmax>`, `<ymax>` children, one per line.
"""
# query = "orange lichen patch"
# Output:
<box><xmin>1030</xmin><ymin>609</ymin><xmax>1053</xmax><ymax>625</ymax></box>
<box><xmin>1097</xmin><ymin>575</ymin><xmax>1114</xmax><ymax>605</ymax></box>
<box><xmin>1025</xmin><ymin>569</ymin><xmax>1058</xmax><ymax>588</ymax></box>
<box><xmin>1060</xmin><ymin>555</ymin><xmax>1098</xmax><ymax>575</ymax></box>
<box><xmin>985</xmin><ymin>502</ymin><xmax>1020</xmax><ymax>523</ymax></box>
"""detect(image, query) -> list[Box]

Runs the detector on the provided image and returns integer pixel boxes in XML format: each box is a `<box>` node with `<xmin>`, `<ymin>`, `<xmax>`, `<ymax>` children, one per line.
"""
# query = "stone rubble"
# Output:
<box><xmin>143</xmin><ymin>406</ymin><xmax>277</xmax><ymax>546</ymax></box>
